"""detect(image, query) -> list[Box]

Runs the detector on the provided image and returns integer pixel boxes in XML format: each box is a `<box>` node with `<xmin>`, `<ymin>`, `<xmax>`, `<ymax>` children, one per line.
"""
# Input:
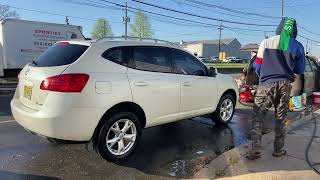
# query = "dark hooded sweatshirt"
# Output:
<box><xmin>253</xmin><ymin>17</ymin><xmax>305</xmax><ymax>85</ymax></box>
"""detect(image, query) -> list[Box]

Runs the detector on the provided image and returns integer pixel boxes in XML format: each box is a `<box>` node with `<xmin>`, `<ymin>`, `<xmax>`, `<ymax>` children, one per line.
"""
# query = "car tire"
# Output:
<box><xmin>212</xmin><ymin>94</ymin><xmax>235</xmax><ymax>124</ymax></box>
<box><xmin>96</xmin><ymin>112</ymin><xmax>141</xmax><ymax>162</ymax></box>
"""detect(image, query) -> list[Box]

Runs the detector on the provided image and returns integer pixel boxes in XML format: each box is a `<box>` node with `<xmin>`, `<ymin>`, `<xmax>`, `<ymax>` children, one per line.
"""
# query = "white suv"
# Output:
<box><xmin>11</xmin><ymin>37</ymin><xmax>238</xmax><ymax>161</ymax></box>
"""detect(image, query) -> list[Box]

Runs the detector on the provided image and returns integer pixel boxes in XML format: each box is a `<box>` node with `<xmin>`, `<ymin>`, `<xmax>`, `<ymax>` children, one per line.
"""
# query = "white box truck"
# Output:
<box><xmin>0</xmin><ymin>19</ymin><xmax>85</xmax><ymax>77</ymax></box>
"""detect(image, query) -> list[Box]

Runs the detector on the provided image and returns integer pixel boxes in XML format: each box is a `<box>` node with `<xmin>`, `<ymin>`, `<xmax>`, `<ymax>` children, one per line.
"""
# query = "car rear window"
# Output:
<box><xmin>33</xmin><ymin>44</ymin><xmax>88</xmax><ymax>67</ymax></box>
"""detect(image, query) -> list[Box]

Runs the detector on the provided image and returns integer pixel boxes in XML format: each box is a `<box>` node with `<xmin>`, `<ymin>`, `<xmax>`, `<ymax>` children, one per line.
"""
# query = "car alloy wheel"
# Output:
<box><xmin>106</xmin><ymin>119</ymin><xmax>137</xmax><ymax>156</ymax></box>
<box><xmin>212</xmin><ymin>94</ymin><xmax>235</xmax><ymax>124</ymax></box>
<box><xmin>96</xmin><ymin>112</ymin><xmax>141</xmax><ymax>161</ymax></box>
<box><xmin>219</xmin><ymin>98</ymin><xmax>234</xmax><ymax>122</ymax></box>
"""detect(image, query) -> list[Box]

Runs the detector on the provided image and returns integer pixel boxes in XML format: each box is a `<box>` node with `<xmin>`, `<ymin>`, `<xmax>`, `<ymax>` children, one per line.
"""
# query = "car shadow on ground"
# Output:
<box><xmin>0</xmin><ymin>170</ymin><xmax>59</xmax><ymax>180</ymax></box>
<box><xmin>116</xmin><ymin>119</ymin><xmax>235</xmax><ymax>178</ymax></box>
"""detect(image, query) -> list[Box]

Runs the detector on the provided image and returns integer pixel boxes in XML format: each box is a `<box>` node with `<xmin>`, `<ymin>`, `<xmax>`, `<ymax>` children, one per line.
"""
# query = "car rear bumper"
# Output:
<box><xmin>11</xmin><ymin>96</ymin><xmax>103</xmax><ymax>141</ymax></box>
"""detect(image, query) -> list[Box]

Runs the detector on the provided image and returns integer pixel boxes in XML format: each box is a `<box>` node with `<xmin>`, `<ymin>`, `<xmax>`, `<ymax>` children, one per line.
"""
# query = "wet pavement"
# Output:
<box><xmin>0</xmin><ymin>93</ymin><xmax>297</xmax><ymax>179</ymax></box>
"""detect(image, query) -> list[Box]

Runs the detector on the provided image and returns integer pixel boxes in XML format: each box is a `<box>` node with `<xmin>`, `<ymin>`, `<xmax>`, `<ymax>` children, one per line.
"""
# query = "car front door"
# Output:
<box><xmin>127</xmin><ymin>46</ymin><xmax>180</xmax><ymax>126</ymax></box>
<box><xmin>170</xmin><ymin>49</ymin><xmax>218</xmax><ymax>120</ymax></box>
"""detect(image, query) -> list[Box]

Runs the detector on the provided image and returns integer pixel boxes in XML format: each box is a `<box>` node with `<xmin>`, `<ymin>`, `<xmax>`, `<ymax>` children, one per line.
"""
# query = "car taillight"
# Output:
<box><xmin>240</xmin><ymin>84</ymin><xmax>249</xmax><ymax>92</ymax></box>
<box><xmin>56</xmin><ymin>41</ymin><xmax>70</xmax><ymax>45</ymax></box>
<box><xmin>40</xmin><ymin>73</ymin><xmax>89</xmax><ymax>92</ymax></box>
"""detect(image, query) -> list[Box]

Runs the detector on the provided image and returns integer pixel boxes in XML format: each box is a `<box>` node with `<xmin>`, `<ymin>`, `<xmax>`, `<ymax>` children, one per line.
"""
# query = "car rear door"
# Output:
<box><xmin>309</xmin><ymin>57</ymin><xmax>319</xmax><ymax>91</ymax></box>
<box><xmin>170</xmin><ymin>49</ymin><xmax>218</xmax><ymax>119</ymax></box>
<box><xmin>127</xmin><ymin>46</ymin><xmax>180</xmax><ymax>126</ymax></box>
<box><xmin>304</xmin><ymin>58</ymin><xmax>315</xmax><ymax>96</ymax></box>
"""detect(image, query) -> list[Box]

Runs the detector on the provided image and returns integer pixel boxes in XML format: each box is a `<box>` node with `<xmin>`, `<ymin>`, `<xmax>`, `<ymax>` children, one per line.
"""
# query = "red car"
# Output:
<box><xmin>239</xmin><ymin>55</ymin><xmax>319</xmax><ymax>106</ymax></box>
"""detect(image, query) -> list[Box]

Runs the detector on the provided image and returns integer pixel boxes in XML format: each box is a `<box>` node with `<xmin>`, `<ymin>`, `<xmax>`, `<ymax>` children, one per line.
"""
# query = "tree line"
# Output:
<box><xmin>92</xmin><ymin>9</ymin><xmax>153</xmax><ymax>39</ymax></box>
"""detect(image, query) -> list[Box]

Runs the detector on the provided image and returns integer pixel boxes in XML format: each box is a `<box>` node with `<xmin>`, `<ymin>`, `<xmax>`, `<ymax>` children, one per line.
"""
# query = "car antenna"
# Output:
<box><xmin>32</xmin><ymin>60</ymin><xmax>38</xmax><ymax>66</ymax></box>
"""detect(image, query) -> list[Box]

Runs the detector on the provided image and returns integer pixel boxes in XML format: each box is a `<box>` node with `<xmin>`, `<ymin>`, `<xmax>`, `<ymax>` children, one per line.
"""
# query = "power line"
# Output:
<box><xmin>9</xmin><ymin>5</ymin><xmax>122</xmax><ymax>23</ymax></box>
<box><xmin>99</xmin><ymin>0</ymin><xmax>278</xmax><ymax>32</ymax></box>
<box><xmin>147</xmin><ymin>14</ymin><xmax>212</xmax><ymax>28</ymax></box>
<box><xmin>168</xmin><ymin>0</ymin><xmax>279</xmax><ymax>24</ymax></box>
<box><xmin>183</xmin><ymin>0</ymin><xmax>280</xmax><ymax>19</ymax></box>
<box><xmin>61</xmin><ymin>0</ymin><xmax>276</xmax><ymax>32</ymax></box>
<box><xmin>299</xmin><ymin>26</ymin><xmax>320</xmax><ymax>36</ymax></box>
<box><xmin>224</xmin><ymin>26</ymin><xmax>274</xmax><ymax>33</ymax></box>
<box><xmin>124</xmin><ymin>5</ymin><xmax>220</xmax><ymax>27</ymax></box>
<box><xmin>298</xmin><ymin>34</ymin><xmax>320</xmax><ymax>44</ymax></box>
<box><xmin>89</xmin><ymin>0</ymin><xmax>276</xmax><ymax>33</ymax></box>
<box><xmin>57</xmin><ymin>0</ymin><xmax>122</xmax><ymax>11</ymax></box>
<box><xmin>131</xmin><ymin>0</ymin><xmax>277</xmax><ymax>27</ymax></box>
<box><xmin>58</xmin><ymin>0</ymin><xmax>215</xmax><ymax>28</ymax></box>
<box><xmin>235</xmin><ymin>1</ymin><xmax>320</xmax><ymax>9</ymax></box>
<box><xmin>56</xmin><ymin>0</ymin><xmax>320</xmax><ymax>43</ymax></box>
<box><xmin>227</xmin><ymin>28</ymin><xmax>266</xmax><ymax>37</ymax></box>
<box><xmin>128</xmin><ymin>5</ymin><xmax>276</xmax><ymax>33</ymax></box>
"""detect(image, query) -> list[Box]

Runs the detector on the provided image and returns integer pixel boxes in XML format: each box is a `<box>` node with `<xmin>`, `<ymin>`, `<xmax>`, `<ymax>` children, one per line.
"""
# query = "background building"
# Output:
<box><xmin>240</xmin><ymin>43</ymin><xmax>260</xmax><ymax>59</ymax></box>
<box><xmin>181</xmin><ymin>38</ymin><xmax>251</xmax><ymax>60</ymax></box>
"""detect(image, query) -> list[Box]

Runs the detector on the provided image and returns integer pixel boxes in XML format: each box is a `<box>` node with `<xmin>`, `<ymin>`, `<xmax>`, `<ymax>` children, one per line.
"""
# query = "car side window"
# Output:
<box><xmin>102</xmin><ymin>47</ymin><xmax>129</xmax><ymax>66</ymax></box>
<box><xmin>132</xmin><ymin>46</ymin><xmax>172</xmax><ymax>73</ymax></box>
<box><xmin>305</xmin><ymin>59</ymin><xmax>313</xmax><ymax>72</ymax></box>
<box><xmin>171</xmin><ymin>49</ymin><xmax>207</xmax><ymax>76</ymax></box>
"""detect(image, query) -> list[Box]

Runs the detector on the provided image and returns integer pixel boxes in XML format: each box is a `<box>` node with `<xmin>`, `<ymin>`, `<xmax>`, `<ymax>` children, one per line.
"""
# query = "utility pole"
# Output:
<box><xmin>306</xmin><ymin>39</ymin><xmax>309</xmax><ymax>54</ymax></box>
<box><xmin>65</xmin><ymin>16</ymin><xmax>69</xmax><ymax>25</ymax></box>
<box><xmin>122</xmin><ymin>2</ymin><xmax>130</xmax><ymax>37</ymax></box>
<box><xmin>217</xmin><ymin>21</ymin><xmax>223</xmax><ymax>59</ymax></box>
<box><xmin>103</xmin><ymin>20</ymin><xmax>106</xmax><ymax>37</ymax></box>
<box><xmin>281</xmin><ymin>0</ymin><xmax>284</xmax><ymax>19</ymax></box>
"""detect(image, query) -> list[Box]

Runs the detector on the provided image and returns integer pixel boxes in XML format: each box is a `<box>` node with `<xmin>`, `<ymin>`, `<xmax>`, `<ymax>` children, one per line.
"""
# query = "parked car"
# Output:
<box><xmin>222</xmin><ymin>58</ymin><xmax>230</xmax><ymax>63</ymax></box>
<box><xmin>226</xmin><ymin>57</ymin><xmax>242</xmax><ymax>63</ymax></box>
<box><xmin>210</xmin><ymin>56</ymin><xmax>219</xmax><ymax>63</ymax></box>
<box><xmin>239</xmin><ymin>55</ymin><xmax>320</xmax><ymax>105</ymax></box>
<box><xmin>198</xmin><ymin>56</ymin><xmax>207</xmax><ymax>62</ymax></box>
<box><xmin>11</xmin><ymin>37</ymin><xmax>238</xmax><ymax>162</ymax></box>
<box><xmin>203</xmin><ymin>59</ymin><xmax>216</xmax><ymax>63</ymax></box>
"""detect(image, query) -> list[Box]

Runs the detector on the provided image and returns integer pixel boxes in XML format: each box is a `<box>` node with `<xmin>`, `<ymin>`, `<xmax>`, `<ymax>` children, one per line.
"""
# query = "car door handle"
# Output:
<box><xmin>135</xmin><ymin>81</ymin><xmax>149</xmax><ymax>87</ymax></box>
<box><xmin>183</xmin><ymin>81</ymin><xmax>191</xmax><ymax>86</ymax></box>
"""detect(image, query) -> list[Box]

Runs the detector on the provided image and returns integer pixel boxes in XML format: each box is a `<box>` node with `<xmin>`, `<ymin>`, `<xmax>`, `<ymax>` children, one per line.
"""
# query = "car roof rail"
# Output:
<box><xmin>96</xmin><ymin>36</ymin><xmax>180</xmax><ymax>47</ymax></box>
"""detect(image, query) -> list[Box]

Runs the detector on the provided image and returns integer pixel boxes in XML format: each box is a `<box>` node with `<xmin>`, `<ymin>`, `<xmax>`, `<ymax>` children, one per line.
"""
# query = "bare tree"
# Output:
<box><xmin>0</xmin><ymin>4</ymin><xmax>19</xmax><ymax>20</ymax></box>
<box><xmin>130</xmin><ymin>9</ymin><xmax>153</xmax><ymax>38</ymax></box>
<box><xmin>91</xmin><ymin>17</ymin><xmax>113</xmax><ymax>39</ymax></box>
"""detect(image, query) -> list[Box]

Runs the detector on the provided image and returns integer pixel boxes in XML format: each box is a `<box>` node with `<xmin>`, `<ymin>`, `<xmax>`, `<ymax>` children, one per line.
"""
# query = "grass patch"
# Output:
<box><xmin>206</xmin><ymin>63</ymin><xmax>246</xmax><ymax>68</ymax></box>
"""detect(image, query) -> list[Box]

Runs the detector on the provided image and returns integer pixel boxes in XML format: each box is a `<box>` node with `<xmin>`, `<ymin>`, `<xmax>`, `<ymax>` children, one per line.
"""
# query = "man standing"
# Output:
<box><xmin>247</xmin><ymin>17</ymin><xmax>305</xmax><ymax>160</ymax></box>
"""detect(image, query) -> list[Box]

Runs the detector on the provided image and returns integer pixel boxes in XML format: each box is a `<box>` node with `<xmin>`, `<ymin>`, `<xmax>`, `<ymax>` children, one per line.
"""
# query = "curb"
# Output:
<box><xmin>193</xmin><ymin>109</ymin><xmax>316</xmax><ymax>179</ymax></box>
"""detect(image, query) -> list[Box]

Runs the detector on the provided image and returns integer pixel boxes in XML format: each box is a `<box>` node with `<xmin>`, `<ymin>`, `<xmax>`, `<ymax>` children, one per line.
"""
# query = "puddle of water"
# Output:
<box><xmin>168</xmin><ymin>160</ymin><xmax>186</xmax><ymax>177</ymax></box>
<box><xmin>196</xmin><ymin>151</ymin><xmax>204</xmax><ymax>154</ymax></box>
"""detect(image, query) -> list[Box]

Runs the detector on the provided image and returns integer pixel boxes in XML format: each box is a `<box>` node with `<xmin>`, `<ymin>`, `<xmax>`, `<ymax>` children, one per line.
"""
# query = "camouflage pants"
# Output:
<box><xmin>251</xmin><ymin>80</ymin><xmax>291</xmax><ymax>152</ymax></box>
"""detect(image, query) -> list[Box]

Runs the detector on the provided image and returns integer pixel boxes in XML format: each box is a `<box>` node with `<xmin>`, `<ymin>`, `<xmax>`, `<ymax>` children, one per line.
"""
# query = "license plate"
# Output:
<box><xmin>23</xmin><ymin>86</ymin><xmax>33</xmax><ymax>100</ymax></box>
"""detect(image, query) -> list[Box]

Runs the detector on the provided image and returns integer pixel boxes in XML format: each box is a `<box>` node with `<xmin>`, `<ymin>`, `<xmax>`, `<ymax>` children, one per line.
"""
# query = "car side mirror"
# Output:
<box><xmin>208</xmin><ymin>67</ymin><xmax>217</xmax><ymax>77</ymax></box>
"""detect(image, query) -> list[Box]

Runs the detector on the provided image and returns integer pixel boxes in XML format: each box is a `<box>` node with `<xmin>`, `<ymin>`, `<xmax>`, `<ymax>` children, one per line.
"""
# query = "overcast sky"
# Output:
<box><xmin>3</xmin><ymin>0</ymin><xmax>320</xmax><ymax>56</ymax></box>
